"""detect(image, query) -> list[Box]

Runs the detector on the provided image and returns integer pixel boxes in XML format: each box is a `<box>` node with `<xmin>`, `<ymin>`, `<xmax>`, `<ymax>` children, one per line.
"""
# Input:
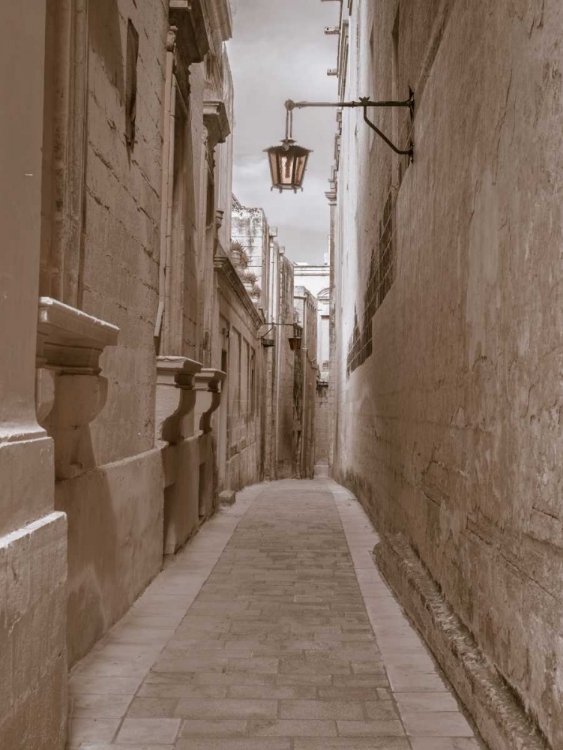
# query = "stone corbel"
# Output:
<box><xmin>156</xmin><ymin>356</ymin><xmax>203</xmax><ymax>444</ymax></box>
<box><xmin>203</xmin><ymin>99</ymin><xmax>230</xmax><ymax>149</ymax></box>
<box><xmin>35</xmin><ymin>297</ymin><xmax>120</xmax><ymax>480</ymax></box>
<box><xmin>194</xmin><ymin>369</ymin><xmax>226</xmax><ymax>434</ymax></box>
<box><xmin>170</xmin><ymin>0</ymin><xmax>211</xmax><ymax>67</ymax></box>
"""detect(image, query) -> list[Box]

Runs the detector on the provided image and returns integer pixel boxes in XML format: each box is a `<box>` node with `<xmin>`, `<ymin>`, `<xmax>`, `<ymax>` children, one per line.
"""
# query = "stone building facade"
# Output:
<box><xmin>293</xmin><ymin>263</ymin><xmax>331</xmax><ymax>476</ymax></box>
<box><xmin>294</xmin><ymin>287</ymin><xmax>318</xmax><ymax>479</ymax></box>
<box><xmin>314</xmin><ymin>286</ymin><xmax>331</xmax><ymax>475</ymax></box>
<box><xmin>231</xmin><ymin>202</ymin><xmax>310</xmax><ymax>481</ymax></box>
<box><xmin>0</xmin><ymin>1</ymin><xmax>268</xmax><ymax>747</ymax></box>
<box><xmin>231</xmin><ymin>198</ymin><xmax>271</xmax><ymax>318</ymax></box>
<box><xmin>271</xmin><ymin>251</ymin><xmax>299</xmax><ymax>479</ymax></box>
<box><xmin>330</xmin><ymin>1</ymin><xmax>563</xmax><ymax>749</ymax></box>
<box><xmin>213</xmin><ymin>250</ymin><xmax>264</xmax><ymax>493</ymax></box>
<box><xmin>1</xmin><ymin>9</ymin><xmax>68</xmax><ymax>748</ymax></box>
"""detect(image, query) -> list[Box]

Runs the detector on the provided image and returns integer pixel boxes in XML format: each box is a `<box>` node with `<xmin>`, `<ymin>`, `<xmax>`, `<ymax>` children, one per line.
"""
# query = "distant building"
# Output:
<box><xmin>293</xmin><ymin>264</ymin><xmax>331</xmax><ymax>476</ymax></box>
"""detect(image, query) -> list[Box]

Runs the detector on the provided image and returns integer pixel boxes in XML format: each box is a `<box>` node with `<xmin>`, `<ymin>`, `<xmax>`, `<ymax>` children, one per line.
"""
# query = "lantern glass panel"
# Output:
<box><xmin>295</xmin><ymin>154</ymin><xmax>307</xmax><ymax>186</ymax></box>
<box><xmin>279</xmin><ymin>152</ymin><xmax>296</xmax><ymax>186</ymax></box>
<box><xmin>268</xmin><ymin>150</ymin><xmax>280</xmax><ymax>186</ymax></box>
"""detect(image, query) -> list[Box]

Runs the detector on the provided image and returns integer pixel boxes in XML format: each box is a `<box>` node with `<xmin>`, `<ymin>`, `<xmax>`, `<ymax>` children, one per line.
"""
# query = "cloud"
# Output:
<box><xmin>229</xmin><ymin>0</ymin><xmax>340</xmax><ymax>262</ymax></box>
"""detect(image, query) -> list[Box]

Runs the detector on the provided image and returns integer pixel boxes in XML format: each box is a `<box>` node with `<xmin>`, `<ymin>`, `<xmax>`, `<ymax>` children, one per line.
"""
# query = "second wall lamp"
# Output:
<box><xmin>265</xmin><ymin>90</ymin><xmax>415</xmax><ymax>193</ymax></box>
<box><xmin>260</xmin><ymin>322</ymin><xmax>303</xmax><ymax>351</ymax></box>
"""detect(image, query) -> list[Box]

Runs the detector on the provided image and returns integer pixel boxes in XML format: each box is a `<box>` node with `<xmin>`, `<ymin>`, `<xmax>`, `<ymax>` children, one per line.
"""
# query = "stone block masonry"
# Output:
<box><xmin>331</xmin><ymin>0</ymin><xmax>563</xmax><ymax>747</ymax></box>
<box><xmin>0</xmin><ymin>512</ymin><xmax>68</xmax><ymax>749</ymax></box>
<box><xmin>0</xmin><ymin>2</ymin><xmax>70</xmax><ymax>746</ymax></box>
<box><xmin>83</xmin><ymin>0</ymin><xmax>168</xmax><ymax>463</ymax></box>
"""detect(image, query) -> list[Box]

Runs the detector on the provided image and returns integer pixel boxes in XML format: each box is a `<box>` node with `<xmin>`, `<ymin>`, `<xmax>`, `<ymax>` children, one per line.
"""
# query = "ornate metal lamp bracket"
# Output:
<box><xmin>286</xmin><ymin>88</ymin><xmax>415</xmax><ymax>163</ymax></box>
<box><xmin>359</xmin><ymin>88</ymin><xmax>414</xmax><ymax>161</ymax></box>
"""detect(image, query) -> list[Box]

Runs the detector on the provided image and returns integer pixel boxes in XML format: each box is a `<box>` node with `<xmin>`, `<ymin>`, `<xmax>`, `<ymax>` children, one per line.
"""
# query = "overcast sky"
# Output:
<box><xmin>228</xmin><ymin>0</ymin><xmax>340</xmax><ymax>264</ymax></box>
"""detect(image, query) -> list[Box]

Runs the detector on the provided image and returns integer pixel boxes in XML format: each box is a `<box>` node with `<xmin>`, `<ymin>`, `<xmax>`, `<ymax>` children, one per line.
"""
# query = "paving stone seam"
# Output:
<box><xmin>328</xmin><ymin>480</ymin><xmax>486</xmax><ymax>750</ymax></box>
<box><xmin>325</xmin><ymin>480</ymin><xmax>416</xmax><ymax>750</ymax></box>
<box><xmin>68</xmin><ymin>481</ymin><xmax>480</xmax><ymax>749</ymax></box>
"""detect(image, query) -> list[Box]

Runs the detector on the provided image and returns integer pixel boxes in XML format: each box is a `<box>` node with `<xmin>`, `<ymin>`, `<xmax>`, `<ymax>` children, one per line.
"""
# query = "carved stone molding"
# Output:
<box><xmin>37</xmin><ymin>296</ymin><xmax>119</xmax><ymax>373</ymax></box>
<box><xmin>203</xmin><ymin>98</ymin><xmax>230</xmax><ymax>147</ymax></box>
<box><xmin>194</xmin><ymin>368</ymin><xmax>226</xmax><ymax>433</ymax></box>
<box><xmin>170</xmin><ymin>0</ymin><xmax>211</xmax><ymax>68</ymax></box>
<box><xmin>156</xmin><ymin>356</ymin><xmax>203</xmax><ymax>444</ymax></box>
<box><xmin>206</xmin><ymin>0</ymin><xmax>233</xmax><ymax>42</ymax></box>
<box><xmin>214</xmin><ymin>252</ymin><xmax>264</xmax><ymax>329</ymax></box>
<box><xmin>35</xmin><ymin>297</ymin><xmax>119</xmax><ymax>480</ymax></box>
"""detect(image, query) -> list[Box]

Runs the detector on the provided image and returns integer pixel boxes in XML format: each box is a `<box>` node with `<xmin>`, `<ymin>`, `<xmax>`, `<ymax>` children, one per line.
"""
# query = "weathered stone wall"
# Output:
<box><xmin>84</xmin><ymin>0</ymin><xmax>166</xmax><ymax>461</ymax></box>
<box><xmin>315</xmin><ymin>385</ymin><xmax>331</xmax><ymax>466</ymax></box>
<box><xmin>275</xmin><ymin>256</ymin><xmax>297</xmax><ymax>478</ymax></box>
<box><xmin>57</xmin><ymin>450</ymin><xmax>164</xmax><ymax>665</ymax></box>
<box><xmin>216</xmin><ymin>269</ymin><xmax>263</xmax><ymax>493</ymax></box>
<box><xmin>49</xmin><ymin>0</ymin><xmax>168</xmax><ymax>667</ymax></box>
<box><xmin>0</xmin><ymin>3</ymin><xmax>68</xmax><ymax>746</ymax></box>
<box><xmin>231</xmin><ymin>201</ymin><xmax>271</xmax><ymax>316</ymax></box>
<box><xmin>2</xmin><ymin>0</ymin><xmax>238</xmax><ymax>742</ymax></box>
<box><xmin>294</xmin><ymin>286</ymin><xmax>318</xmax><ymax>479</ymax></box>
<box><xmin>333</xmin><ymin>0</ymin><xmax>563</xmax><ymax>747</ymax></box>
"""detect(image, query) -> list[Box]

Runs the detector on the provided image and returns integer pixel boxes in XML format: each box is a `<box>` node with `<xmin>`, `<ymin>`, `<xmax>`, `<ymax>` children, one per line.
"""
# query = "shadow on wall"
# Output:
<box><xmin>89</xmin><ymin>0</ymin><xmax>125</xmax><ymax>99</ymax></box>
<box><xmin>56</xmin><ymin>447</ymin><xmax>164</xmax><ymax>667</ymax></box>
<box><xmin>226</xmin><ymin>442</ymin><xmax>260</xmax><ymax>493</ymax></box>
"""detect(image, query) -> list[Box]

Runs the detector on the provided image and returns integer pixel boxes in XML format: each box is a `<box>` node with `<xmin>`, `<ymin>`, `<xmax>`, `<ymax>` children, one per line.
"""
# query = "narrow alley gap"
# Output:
<box><xmin>67</xmin><ymin>480</ymin><xmax>479</xmax><ymax>750</ymax></box>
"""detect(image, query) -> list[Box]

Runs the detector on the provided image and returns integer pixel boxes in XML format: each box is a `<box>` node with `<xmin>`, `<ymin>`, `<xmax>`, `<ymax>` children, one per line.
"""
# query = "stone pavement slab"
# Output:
<box><xmin>68</xmin><ymin>480</ymin><xmax>482</xmax><ymax>749</ymax></box>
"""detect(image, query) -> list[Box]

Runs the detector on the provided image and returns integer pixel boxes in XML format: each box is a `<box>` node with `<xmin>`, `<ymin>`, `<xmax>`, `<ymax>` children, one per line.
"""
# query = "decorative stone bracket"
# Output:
<box><xmin>203</xmin><ymin>98</ymin><xmax>231</xmax><ymax>148</ymax></box>
<box><xmin>156</xmin><ymin>356</ymin><xmax>203</xmax><ymax>445</ymax></box>
<box><xmin>35</xmin><ymin>297</ymin><xmax>120</xmax><ymax>481</ymax></box>
<box><xmin>194</xmin><ymin>368</ymin><xmax>226</xmax><ymax>434</ymax></box>
<box><xmin>169</xmin><ymin>0</ymin><xmax>211</xmax><ymax>67</ymax></box>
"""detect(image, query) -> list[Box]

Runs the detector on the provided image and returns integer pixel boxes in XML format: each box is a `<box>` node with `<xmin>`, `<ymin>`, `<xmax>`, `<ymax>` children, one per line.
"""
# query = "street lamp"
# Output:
<box><xmin>260</xmin><ymin>322</ymin><xmax>303</xmax><ymax>351</ymax></box>
<box><xmin>266</xmin><ymin>92</ymin><xmax>415</xmax><ymax>192</ymax></box>
<box><xmin>265</xmin><ymin>104</ymin><xmax>312</xmax><ymax>193</ymax></box>
<box><xmin>288</xmin><ymin>324</ymin><xmax>303</xmax><ymax>351</ymax></box>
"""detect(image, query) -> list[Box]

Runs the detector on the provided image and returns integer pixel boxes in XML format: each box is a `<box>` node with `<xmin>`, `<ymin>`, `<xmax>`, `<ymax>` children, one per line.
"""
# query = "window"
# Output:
<box><xmin>125</xmin><ymin>20</ymin><xmax>139</xmax><ymax>148</ymax></box>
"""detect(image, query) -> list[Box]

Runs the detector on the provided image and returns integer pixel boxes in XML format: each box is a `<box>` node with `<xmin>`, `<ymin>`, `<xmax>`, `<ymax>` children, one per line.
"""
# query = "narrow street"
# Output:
<box><xmin>3</xmin><ymin>1</ymin><xmax>563</xmax><ymax>747</ymax></box>
<box><xmin>68</xmin><ymin>480</ymin><xmax>478</xmax><ymax>750</ymax></box>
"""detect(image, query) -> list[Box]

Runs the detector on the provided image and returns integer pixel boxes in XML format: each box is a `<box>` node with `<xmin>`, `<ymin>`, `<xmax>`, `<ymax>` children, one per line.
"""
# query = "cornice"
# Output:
<box><xmin>214</xmin><ymin>254</ymin><xmax>264</xmax><ymax>329</ymax></box>
<box><xmin>169</xmin><ymin>0</ymin><xmax>211</xmax><ymax>66</ymax></box>
<box><xmin>204</xmin><ymin>0</ymin><xmax>233</xmax><ymax>42</ymax></box>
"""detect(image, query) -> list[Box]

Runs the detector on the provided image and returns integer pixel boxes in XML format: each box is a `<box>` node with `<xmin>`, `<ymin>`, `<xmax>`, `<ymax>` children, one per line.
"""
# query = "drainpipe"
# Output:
<box><xmin>155</xmin><ymin>28</ymin><xmax>177</xmax><ymax>340</ymax></box>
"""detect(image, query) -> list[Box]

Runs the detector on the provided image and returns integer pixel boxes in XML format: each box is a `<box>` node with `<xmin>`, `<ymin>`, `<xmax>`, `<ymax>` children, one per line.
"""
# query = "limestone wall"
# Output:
<box><xmin>275</xmin><ymin>256</ymin><xmax>297</xmax><ymax>478</ymax></box>
<box><xmin>216</xmin><ymin>265</ymin><xmax>263</xmax><ymax>493</ymax></box>
<box><xmin>46</xmin><ymin>0</ymin><xmax>168</xmax><ymax>667</ymax></box>
<box><xmin>57</xmin><ymin>450</ymin><xmax>164</xmax><ymax>665</ymax></box>
<box><xmin>332</xmin><ymin>0</ymin><xmax>563</xmax><ymax>747</ymax></box>
<box><xmin>0</xmin><ymin>3</ymin><xmax>69</xmax><ymax>747</ymax></box>
<box><xmin>83</xmin><ymin>0</ymin><xmax>167</xmax><ymax>463</ymax></box>
<box><xmin>231</xmin><ymin>202</ymin><xmax>271</xmax><ymax>317</ymax></box>
<box><xmin>314</xmin><ymin>386</ymin><xmax>331</xmax><ymax>466</ymax></box>
<box><xmin>294</xmin><ymin>287</ymin><xmax>318</xmax><ymax>479</ymax></box>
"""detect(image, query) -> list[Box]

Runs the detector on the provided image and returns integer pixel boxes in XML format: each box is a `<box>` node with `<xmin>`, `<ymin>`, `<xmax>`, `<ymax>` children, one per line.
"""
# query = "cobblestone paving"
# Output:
<box><xmin>68</xmin><ymin>480</ymin><xmax>480</xmax><ymax>750</ymax></box>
